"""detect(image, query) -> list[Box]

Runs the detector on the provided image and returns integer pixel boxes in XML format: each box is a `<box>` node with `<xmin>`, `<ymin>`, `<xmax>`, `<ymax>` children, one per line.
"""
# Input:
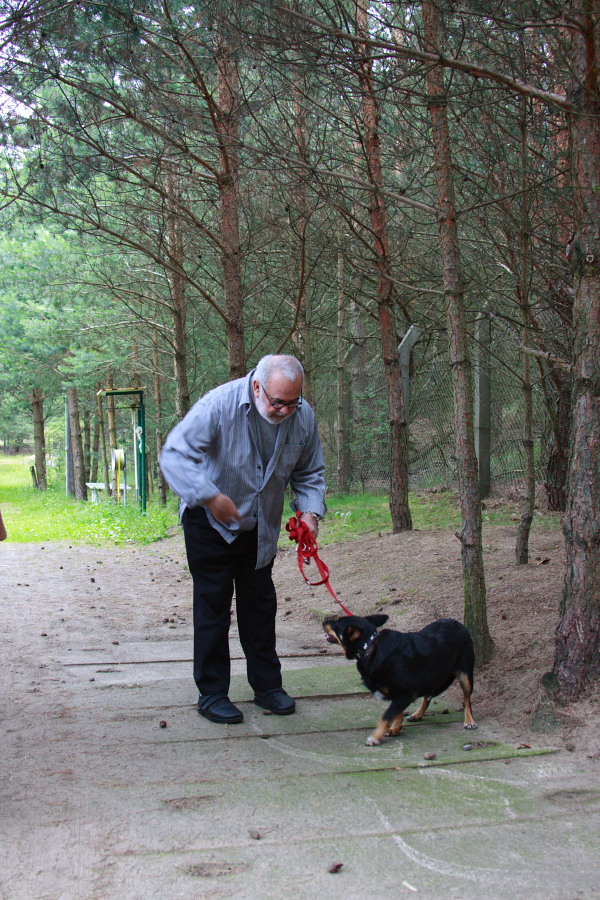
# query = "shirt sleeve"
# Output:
<box><xmin>159</xmin><ymin>396</ymin><xmax>221</xmax><ymax>509</ymax></box>
<box><xmin>288</xmin><ymin>413</ymin><xmax>327</xmax><ymax>519</ymax></box>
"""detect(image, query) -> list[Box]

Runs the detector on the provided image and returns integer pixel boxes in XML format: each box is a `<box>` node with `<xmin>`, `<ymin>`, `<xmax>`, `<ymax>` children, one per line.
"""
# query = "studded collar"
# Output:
<box><xmin>354</xmin><ymin>630</ymin><xmax>379</xmax><ymax>662</ymax></box>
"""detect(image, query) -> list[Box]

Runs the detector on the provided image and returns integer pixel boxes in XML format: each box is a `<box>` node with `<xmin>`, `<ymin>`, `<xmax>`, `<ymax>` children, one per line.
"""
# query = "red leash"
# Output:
<box><xmin>286</xmin><ymin>515</ymin><xmax>353</xmax><ymax>616</ymax></box>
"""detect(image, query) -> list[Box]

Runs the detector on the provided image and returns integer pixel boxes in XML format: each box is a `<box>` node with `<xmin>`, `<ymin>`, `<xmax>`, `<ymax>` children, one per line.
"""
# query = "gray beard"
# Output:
<box><xmin>255</xmin><ymin>394</ymin><xmax>286</xmax><ymax>425</ymax></box>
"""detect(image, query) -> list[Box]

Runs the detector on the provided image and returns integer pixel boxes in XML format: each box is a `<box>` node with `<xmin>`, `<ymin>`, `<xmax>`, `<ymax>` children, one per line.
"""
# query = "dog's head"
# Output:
<box><xmin>323</xmin><ymin>614</ymin><xmax>389</xmax><ymax>659</ymax></box>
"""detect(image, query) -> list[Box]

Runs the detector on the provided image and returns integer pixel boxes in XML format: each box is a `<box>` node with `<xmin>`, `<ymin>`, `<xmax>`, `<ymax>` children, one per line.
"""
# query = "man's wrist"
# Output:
<box><xmin>300</xmin><ymin>511</ymin><xmax>323</xmax><ymax>522</ymax></box>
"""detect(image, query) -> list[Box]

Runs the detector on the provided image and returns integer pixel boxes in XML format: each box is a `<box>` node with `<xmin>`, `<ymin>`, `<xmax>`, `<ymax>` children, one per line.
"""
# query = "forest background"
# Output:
<box><xmin>0</xmin><ymin>1</ymin><xmax>598</xmax><ymax>702</ymax></box>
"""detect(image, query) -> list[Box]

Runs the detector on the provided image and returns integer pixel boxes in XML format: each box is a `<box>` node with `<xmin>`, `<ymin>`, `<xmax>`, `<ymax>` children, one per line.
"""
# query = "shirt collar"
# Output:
<box><xmin>240</xmin><ymin>370</ymin><xmax>256</xmax><ymax>411</ymax></box>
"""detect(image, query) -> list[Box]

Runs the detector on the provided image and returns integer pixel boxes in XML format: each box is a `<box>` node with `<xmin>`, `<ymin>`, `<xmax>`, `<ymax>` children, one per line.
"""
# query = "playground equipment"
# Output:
<box><xmin>96</xmin><ymin>388</ymin><xmax>147</xmax><ymax>512</ymax></box>
<box><xmin>111</xmin><ymin>448</ymin><xmax>127</xmax><ymax>505</ymax></box>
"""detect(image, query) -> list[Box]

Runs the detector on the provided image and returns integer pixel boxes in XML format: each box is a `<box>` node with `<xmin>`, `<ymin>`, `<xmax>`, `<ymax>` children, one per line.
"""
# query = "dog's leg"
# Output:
<box><xmin>366</xmin><ymin>717</ymin><xmax>390</xmax><ymax>746</ymax></box>
<box><xmin>407</xmin><ymin>696</ymin><xmax>431</xmax><ymax>722</ymax></box>
<box><xmin>458</xmin><ymin>672</ymin><xmax>477</xmax><ymax>730</ymax></box>
<box><xmin>386</xmin><ymin>712</ymin><xmax>404</xmax><ymax>736</ymax></box>
<box><xmin>366</xmin><ymin>703</ymin><xmax>404</xmax><ymax>746</ymax></box>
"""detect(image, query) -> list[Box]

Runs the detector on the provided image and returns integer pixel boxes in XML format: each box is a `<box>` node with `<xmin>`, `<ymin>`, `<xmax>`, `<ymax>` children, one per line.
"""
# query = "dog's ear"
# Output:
<box><xmin>366</xmin><ymin>614</ymin><xmax>388</xmax><ymax>628</ymax></box>
<box><xmin>346</xmin><ymin>625</ymin><xmax>363</xmax><ymax>642</ymax></box>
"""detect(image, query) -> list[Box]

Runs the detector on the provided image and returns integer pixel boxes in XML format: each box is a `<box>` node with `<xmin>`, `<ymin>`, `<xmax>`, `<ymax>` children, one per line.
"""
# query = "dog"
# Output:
<box><xmin>323</xmin><ymin>613</ymin><xmax>477</xmax><ymax>746</ymax></box>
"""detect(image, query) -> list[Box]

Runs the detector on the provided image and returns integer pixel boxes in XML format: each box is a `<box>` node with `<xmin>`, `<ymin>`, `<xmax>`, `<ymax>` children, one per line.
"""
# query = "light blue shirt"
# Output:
<box><xmin>159</xmin><ymin>371</ymin><xmax>327</xmax><ymax>569</ymax></box>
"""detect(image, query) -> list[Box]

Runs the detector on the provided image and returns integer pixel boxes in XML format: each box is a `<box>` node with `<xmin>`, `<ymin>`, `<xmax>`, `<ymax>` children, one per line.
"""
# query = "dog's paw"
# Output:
<box><xmin>365</xmin><ymin>735</ymin><xmax>381</xmax><ymax>747</ymax></box>
<box><xmin>463</xmin><ymin>722</ymin><xmax>478</xmax><ymax>730</ymax></box>
<box><xmin>406</xmin><ymin>714</ymin><xmax>421</xmax><ymax>723</ymax></box>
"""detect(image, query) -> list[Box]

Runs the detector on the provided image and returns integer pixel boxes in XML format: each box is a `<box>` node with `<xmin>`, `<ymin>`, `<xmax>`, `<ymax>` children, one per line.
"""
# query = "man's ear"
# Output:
<box><xmin>366</xmin><ymin>614</ymin><xmax>388</xmax><ymax>628</ymax></box>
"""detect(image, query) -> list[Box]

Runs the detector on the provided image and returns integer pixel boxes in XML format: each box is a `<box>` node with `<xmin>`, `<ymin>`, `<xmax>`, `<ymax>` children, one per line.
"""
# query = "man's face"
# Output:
<box><xmin>253</xmin><ymin>373</ymin><xmax>303</xmax><ymax>424</ymax></box>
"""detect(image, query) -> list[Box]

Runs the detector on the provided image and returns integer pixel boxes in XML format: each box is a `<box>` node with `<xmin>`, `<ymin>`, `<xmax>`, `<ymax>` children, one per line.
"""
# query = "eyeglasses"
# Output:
<box><xmin>260</xmin><ymin>383</ymin><xmax>303</xmax><ymax>410</ymax></box>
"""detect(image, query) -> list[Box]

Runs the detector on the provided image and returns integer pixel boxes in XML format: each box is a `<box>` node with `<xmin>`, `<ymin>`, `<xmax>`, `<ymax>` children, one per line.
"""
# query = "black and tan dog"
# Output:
<box><xmin>323</xmin><ymin>614</ymin><xmax>477</xmax><ymax>746</ymax></box>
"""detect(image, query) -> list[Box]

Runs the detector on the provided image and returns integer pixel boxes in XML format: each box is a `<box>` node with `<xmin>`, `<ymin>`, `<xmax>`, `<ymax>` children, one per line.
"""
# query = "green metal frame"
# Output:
<box><xmin>97</xmin><ymin>388</ymin><xmax>147</xmax><ymax>512</ymax></box>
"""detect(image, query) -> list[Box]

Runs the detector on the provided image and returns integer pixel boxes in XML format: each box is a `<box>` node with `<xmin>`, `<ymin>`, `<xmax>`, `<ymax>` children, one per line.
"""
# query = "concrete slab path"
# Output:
<box><xmin>2</xmin><ymin>541</ymin><xmax>600</xmax><ymax>900</ymax></box>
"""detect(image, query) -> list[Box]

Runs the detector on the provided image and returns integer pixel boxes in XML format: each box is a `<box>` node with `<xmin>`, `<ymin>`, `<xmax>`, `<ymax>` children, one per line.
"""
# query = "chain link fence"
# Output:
<box><xmin>318</xmin><ymin>329</ymin><xmax>552</xmax><ymax>499</ymax></box>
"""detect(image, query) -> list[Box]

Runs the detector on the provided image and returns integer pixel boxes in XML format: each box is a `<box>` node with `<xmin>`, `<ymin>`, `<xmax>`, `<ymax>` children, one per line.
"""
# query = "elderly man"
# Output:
<box><xmin>160</xmin><ymin>355</ymin><xmax>326</xmax><ymax>724</ymax></box>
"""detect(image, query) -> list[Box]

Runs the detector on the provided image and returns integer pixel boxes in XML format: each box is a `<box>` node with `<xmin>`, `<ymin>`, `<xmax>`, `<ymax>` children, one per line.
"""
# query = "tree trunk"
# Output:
<box><xmin>153</xmin><ymin>330</ymin><xmax>168</xmax><ymax>505</ymax></box>
<box><xmin>165</xmin><ymin>165</ymin><xmax>191</xmax><ymax>418</ymax></box>
<box><xmin>217</xmin><ymin>31</ymin><xmax>246</xmax><ymax>379</ymax></box>
<box><xmin>66</xmin><ymin>387</ymin><xmax>87</xmax><ymax>502</ymax></box>
<box><xmin>172</xmin><ymin>295</ymin><xmax>190</xmax><ymax>419</ymax></box>
<box><xmin>423</xmin><ymin>0</ymin><xmax>492</xmax><ymax>661</ymax></box>
<box><xmin>356</xmin><ymin>0</ymin><xmax>411</xmax><ymax>531</ymax></box>
<box><xmin>349</xmin><ymin>298</ymin><xmax>368</xmax><ymax>490</ymax></box>
<box><xmin>91</xmin><ymin>415</ymin><xmax>100</xmax><ymax>483</ymax></box>
<box><xmin>516</xmin><ymin>88</ymin><xmax>535</xmax><ymax>564</ymax></box>
<box><xmin>106</xmin><ymin>373</ymin><xmax>118</xmax><ymax>450</ymax></box>
<box><xmin>31</xmin><ymin>387</ymin><xmax>47</xmax><ymax>491</ymax></box>
<box><xmin>97</xmin><ymin>390</ymin><xmax>112</xmax><ymax>499</ymax></box>
<box><xmin>553</xmin><ymin>2</ymin><xmax>600</xmax><ymax>699</ymax></box>
<box><xmin>83</xmin><ymin>410</ymin><xmax>91</xmax><ymax>483</ymax></box>
<box><xmin>291</xmin><ymin>71</ymin><xmax>315</xmax><ymax>406</ymax></box>
<box><xmin>545</xmin><ymin>377</ymin><xmax>571</xmax><ymax>511</ymax></box>
<box><xmin>337</xmin><ymin>241</ymin><xmax>352</xmax><ymax>491</ymax></box>
<box><xmin>516</xmin><ymin>347</ymin><xmax>535</xmax><ymax>564</ymax></box>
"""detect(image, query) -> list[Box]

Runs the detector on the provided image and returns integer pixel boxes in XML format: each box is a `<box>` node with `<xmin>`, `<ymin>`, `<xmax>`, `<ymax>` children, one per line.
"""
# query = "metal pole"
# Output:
<box><xmin>137</xmin><ymin>393</ymin><xmax>147</xmax><ymax>513</ymax></box>
<box><xmin>132</xmin><ymin>408</ymin><xmax>139</xmax><ymax>507</ymax></box>
<box><xmin>476</xmin><ymin>311</ymin><xmax>491</xmax><ymax>499</ymax></box>
<box><xmin>398</xmin><ymin>324</ymin><xmax>422</xmax><ymax>424</ymax></box>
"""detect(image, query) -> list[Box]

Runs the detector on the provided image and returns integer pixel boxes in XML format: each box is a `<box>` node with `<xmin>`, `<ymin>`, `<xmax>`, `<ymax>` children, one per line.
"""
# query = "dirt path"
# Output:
<box><xmin>2</xmin><ymin>523</ymin><xmax>598</xmax><ymax>759</ymax></box>
<box><xmin>2</xmin><ymin>524</ymin><xmax>600</xmax><ymax>900</ymax></box>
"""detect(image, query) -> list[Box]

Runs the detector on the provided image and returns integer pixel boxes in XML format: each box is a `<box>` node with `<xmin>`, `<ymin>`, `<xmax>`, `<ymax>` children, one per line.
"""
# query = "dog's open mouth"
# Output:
<box><xmin>323</xmin><ymin>621</ymin><xmax>340</xmax><ymax>645</ymax></box>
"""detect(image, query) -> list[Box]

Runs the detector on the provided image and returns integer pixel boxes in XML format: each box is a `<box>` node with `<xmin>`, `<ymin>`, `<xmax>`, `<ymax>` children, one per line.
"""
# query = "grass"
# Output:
<box><xmin>0</xmin><ymin>455</ymin><xmax>178</xmax><ymax>544</ymax></box>
<box><xmin>0</xmin><ymin>453</ymin><xmax>561</xmax><ymax>547</ymax></box>
<box><xmin>290</xmin><ymin>488</ymin><xmax>561</xmax><ymax>546</ymax></box>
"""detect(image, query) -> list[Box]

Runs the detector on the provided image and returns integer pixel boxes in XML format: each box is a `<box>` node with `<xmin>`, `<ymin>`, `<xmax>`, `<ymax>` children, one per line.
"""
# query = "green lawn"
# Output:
<box><xmin>0</xmin><ymin>454</ymin><xmax>178</xmax><ymax>544</ymax></box>
<box><xmin>0</xmin><ymin>453</ymin><xmax>560</xmax><ymax>546</ymax></box>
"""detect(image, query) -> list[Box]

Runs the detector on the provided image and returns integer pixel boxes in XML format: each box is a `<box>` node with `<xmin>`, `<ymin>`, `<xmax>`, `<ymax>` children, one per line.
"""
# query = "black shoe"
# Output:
<box><xmin>198</xmin><ymin>694</ymin><xmax>244</xmax><ymax>724</ymax></box>
<box><xmin>253</xmin><ymin>688</ymin><xmax>296</xmax><ymax>715</ymax></box>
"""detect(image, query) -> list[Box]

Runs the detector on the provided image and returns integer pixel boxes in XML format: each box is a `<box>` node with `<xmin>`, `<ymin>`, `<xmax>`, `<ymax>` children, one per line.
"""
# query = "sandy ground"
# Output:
<box><xmin>3</xmin><ymin>517</ymin><xmax>598</xmax><ymax>762</ymax></box>
<box><xmin>3</xmin><ymin>517</ymin><xmax>600</xmax><ymax>900</ymax></box>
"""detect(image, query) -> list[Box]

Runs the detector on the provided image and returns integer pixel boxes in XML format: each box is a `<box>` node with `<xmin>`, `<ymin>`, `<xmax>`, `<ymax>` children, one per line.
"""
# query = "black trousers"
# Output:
<box><xmin>182</xmin><ymin>506</ymin><xmax>282</xmax><ymax>697</ymax></box>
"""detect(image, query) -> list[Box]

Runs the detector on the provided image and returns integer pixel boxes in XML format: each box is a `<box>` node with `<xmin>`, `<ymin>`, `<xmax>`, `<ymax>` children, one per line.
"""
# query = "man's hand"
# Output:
<box><xmin>206</xmin><ymin>493</ymin><xmax>243</xmax><ymax>526</ymax></box>
<box><xmin>299</xmin><ymin>511</ymin><xmax>319</xmax><ymax>539</ymax></box>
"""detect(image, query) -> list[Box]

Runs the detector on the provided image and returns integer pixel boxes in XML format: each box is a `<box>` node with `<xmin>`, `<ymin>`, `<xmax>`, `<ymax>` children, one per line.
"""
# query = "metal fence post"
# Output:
<box><xmin>398</xmin><ymin>324</ymin><xmax>422</xmax><ymax>424</ymax></box>
<box><xmin>476</xmin><ymin>311</ymin><xmax>491</xmax><ymax>499</ymax></box>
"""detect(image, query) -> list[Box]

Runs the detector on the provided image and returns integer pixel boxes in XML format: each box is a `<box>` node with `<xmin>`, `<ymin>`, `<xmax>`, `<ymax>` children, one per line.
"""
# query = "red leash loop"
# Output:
<box><xmin>286</xmin><ymin>515</ymin><xmax>353</xmax><ymax>616</ymax></box>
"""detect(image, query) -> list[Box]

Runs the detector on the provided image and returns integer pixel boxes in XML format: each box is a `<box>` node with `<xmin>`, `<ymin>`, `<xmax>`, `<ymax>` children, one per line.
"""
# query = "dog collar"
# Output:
<box><xmin>355</xmin><ymin>631</ymin><xmax>378</xmax><ymax>661</ymax></box>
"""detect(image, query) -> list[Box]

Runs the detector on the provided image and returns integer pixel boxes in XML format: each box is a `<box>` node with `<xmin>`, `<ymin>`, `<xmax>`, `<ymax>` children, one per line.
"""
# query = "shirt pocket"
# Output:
<box><xmin>275</xmin><ymin>443</ymin><xmax>305</xmax><ymax>479</ymax></box>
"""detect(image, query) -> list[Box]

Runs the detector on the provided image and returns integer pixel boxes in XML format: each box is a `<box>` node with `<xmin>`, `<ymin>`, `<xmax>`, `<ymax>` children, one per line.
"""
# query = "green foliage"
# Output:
<box><xmin>282</xmin><ymin>489</ymin><xmax>560</xmax><ymax>548</ymax></box>
<box><xmin>2</xmin><ymin>454</ymin><xmax>560</xmax><ymax>546</ymax></box>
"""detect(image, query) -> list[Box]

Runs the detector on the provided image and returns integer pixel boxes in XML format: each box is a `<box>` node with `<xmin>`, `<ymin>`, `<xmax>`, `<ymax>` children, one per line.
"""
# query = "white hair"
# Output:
<box><xmin>255</xmin><ymin>354</ymin><xmax>304</xmax><ymax>385</ymax></box>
